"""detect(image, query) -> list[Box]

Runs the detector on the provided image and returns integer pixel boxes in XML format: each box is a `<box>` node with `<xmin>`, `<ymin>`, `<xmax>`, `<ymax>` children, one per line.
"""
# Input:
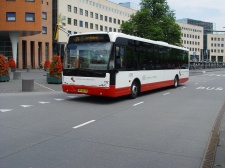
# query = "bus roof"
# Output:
<box><xmin>69</xmin><ymin>32</ymin><xmax>188</xmax><ymax>51</ymax></box>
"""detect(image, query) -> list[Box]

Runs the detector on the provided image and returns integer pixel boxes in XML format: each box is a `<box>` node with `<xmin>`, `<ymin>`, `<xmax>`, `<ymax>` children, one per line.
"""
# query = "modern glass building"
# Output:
<box><xmin>119</xmin><ymin>2</ymin><xmax>140</xmax><ymax>10</ymax></box>
<box><xmin>177</xmin><ymin>18</ymin><xmax>215</xmax><ymax>61</ymax></box>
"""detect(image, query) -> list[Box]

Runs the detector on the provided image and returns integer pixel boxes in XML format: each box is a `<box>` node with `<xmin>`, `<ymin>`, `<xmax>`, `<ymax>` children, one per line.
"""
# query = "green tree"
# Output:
<box><xmin>120</xmin><ymin>0</ymin><xmax>181</xmax><ymax>45</ymax></box>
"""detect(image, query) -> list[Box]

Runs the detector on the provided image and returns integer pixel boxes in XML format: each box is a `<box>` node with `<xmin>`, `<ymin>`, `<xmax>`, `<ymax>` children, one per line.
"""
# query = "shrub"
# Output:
<box><xmin>49</xmin><ymin>55</ymin><xmax>62</xmax><ymax>78</ymax></box>
<box><xmin>8</xmin><ymin>58</ymin><xmax>16</xmax><ymax>68</ymax></box>
<box><xmin>44</xmin><ymin>60</ymin><xmax>50</xmax><ymax>69</ymax></box>
<box><xmin>0</xmin><ymin>54</ymin><xmax>9</xmax><ymax>76</ymax></box>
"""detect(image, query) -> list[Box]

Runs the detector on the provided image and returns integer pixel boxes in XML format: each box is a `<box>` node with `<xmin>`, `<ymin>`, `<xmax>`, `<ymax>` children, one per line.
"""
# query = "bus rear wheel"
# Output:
<box><xmin>130</xmin><ymin>81</ymin><xmax>139</xmax><ymax>99</ymax></box>
<box><xmin>174</xmin><ymin>76</ymin><xmax>179</xmax><ymax>88</ymax></box>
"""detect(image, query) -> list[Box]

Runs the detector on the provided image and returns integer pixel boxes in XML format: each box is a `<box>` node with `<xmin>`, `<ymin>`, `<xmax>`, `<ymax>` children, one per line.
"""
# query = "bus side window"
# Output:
<box><xmin>115</xmin><ymin>46</ymin><xmax>125</xmax><ymax>69</ymax></box>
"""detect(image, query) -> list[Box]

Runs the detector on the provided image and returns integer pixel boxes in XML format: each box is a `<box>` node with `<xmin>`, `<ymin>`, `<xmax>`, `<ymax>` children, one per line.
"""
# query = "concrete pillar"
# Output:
<box><xmin>34</xmin><ymin>41</ymin><xmax>38</xmax><ymax>68</ymax></box>
<box><xmin>9</xmin><ymin>32</ymin><xmax>20</xmax><ymax>63</ymax></box>
<box><xmin>26</xmin><ymin>40</ymin><xmax>31</xmax><ymax>68</ymax></box>
<box><xmin>18</xmin><ymin>40</ymin><xmax>23</xmax><ymax>69</ymax></box>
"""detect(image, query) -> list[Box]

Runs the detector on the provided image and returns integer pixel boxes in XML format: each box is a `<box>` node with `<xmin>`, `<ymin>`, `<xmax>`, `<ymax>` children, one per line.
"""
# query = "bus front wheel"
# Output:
<box><xmin>130</xmin><ymin>81</ymin><xmax>139</xmax><ymax>99</ymax></box>
<box><xmin>174</xmin><ymin>76</ymin><xmax>179</xmax><ymax>88</ymax></box>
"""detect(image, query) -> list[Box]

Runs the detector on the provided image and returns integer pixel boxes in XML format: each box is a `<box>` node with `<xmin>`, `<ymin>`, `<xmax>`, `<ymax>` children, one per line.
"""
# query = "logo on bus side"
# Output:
<box><xmin>71</xmin><ymin>77</ymin><xmax>75</xmax><ymax>82</ymax></box>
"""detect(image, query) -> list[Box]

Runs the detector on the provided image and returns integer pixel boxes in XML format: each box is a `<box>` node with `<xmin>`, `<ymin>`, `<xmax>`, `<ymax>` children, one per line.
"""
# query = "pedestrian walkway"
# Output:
<box><xmin>214</xmin><ymin>112</ymin><xmax>225</xmax><ymax>167</ymax></box>
<box><xmin>0</xmin><ymin>69</ymin><xmax>62</xmax><ymax>93</ymax></box>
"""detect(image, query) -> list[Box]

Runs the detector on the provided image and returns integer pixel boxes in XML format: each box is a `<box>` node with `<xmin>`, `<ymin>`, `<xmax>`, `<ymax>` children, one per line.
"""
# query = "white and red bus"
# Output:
<box><xmin>62</xmin><ymin>32</ymin><xmax>189</xmax><ymax>98</ymax></box>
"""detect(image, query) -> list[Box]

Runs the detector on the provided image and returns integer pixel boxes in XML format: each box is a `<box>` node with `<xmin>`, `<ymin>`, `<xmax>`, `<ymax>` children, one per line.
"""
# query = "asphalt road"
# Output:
<box><xmin>0</xmin><ymin>70</ymin><xmax>225</xmax><ymax>168</ymax></box>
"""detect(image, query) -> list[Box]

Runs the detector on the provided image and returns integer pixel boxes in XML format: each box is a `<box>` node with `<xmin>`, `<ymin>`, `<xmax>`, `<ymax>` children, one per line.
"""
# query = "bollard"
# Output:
<box><xmin>22</xmin><ymin>79</ymin><xmax>34</xmax><ymax>91</ymax></box>
<box><xmin>27</xmin><ymin>65</ymin><xmax>31</xmax><ymax>72</ymax></box>
<box><xmin>13</xmin><ymin>72</ymin><xmax>21</xmax><ymax>80</ymax></box>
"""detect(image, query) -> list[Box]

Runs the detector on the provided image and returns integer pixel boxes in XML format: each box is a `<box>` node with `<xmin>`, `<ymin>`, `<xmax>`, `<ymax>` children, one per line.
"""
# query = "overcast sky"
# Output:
<box><xmin>110</xmin><ymin>0</ymin><xmax>225</xmax><ymax>30</ymax></box>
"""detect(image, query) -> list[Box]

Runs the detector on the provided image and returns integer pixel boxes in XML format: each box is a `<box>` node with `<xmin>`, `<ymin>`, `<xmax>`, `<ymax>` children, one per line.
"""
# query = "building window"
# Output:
<box><xmin>68</xmin><ymin>5</ymin><xmax>71</xmax><ymax>12</ymax></box>
<box><xmin>105</xmin><ymin>26</ymin><xmax>108</xmax><ymax>32</ymax></box>
<box><xmin>95</xmin><ymin>13</ymin><xmax>98</xmax><ymax>19</ymax></box>
<box><xmin>109</xmin><ymin>27</ymin><xmax>112</xmax><ymax>32</ymax></box>
<box><xmin>100</xmin><ymin>25</ymin><xmax>103</xmax><ymax>31</ymax></box>
<box><xmin>80</xmin><ymin>9</ymin><xmax>83</xmax><ymax>15</ymax></box>
<box><xmin>68</xmin><ymin>18</ymin><xmax>71</xmax><ymax>24</ymax></box>
<box><xmin>90</xmin><ymin>23</ymin><xmax>93</xmax><ymax>29</ymax></box>
<box><xmin>42</xmin><ymin>12</ymin><xmax>47</xmax><ymax>20</ymax></box>
<box><xmin>85</xmin><ymin>10</ymin><xmax>88</xmax><ymax>17</ymax></box>
<box><xmin>109</xmin><ymin>17</ymin><xmax>112</xmax><ymax>23</ymax></box>
<box><xmin>90</xmin><ymin>12</ymin><xmax>93</xmax><ymax>18</ymax></box>
<box><xmin>80</xmin><ymin>21</ymin><xmax>83</xmax><ymax>27</ymax></box>
<box><xmin>68</xmin><ymin>30</ymin><xmax>71</xmax><ymax>35</ymax></box>
<box><xmin>26</xmin><ymin>0</ymin><xmax>35</xmax><ymax>1</ymax></box>
<box><xmin>42</xmin><ymin>26</ymin><xmax>47</xmax><ymax>34</ymax></box>
<box><xmin>25</xmin><ymin>13</ymin><xmax>35</xmax><ymax>22</ymax></box>
<box><xmin>85</xmin><ymin>22</ymin><xmax>88</xmax><ymax>28</ymax></box>
<box><xmin>118</xmin><ymin>19</ymin><xmax>120</xmax><ymax>24</ymax></box>
<box><xmin>95</xmin><ymin>24</ymin><xmax>98</xmax><ymax>30</ymax></box>
<box><xmin>74</xmin><ymin>7</ymin><xmax>77</xmax><ymax>13</ymax></box>
<box><xmin>105</xmin><ymin>16</ymin><xmax>107</xmax><ymax>22</ymax></box>
<box><xmin>74</xmin><ymin>19</ymin><xmax>77</xmax><ymax>26</ymax></box>
<box><xmin>100</xmin><ymin>15</ymin><xmax>103</xmax><ymax>20</ymax></box>
<box><xmin>6</xmin><ymin>12</ymin><xmax>16</xmax><ymax>21</ymax></box>
<box><xmin>113</xmin><ymin>18</ymin><xmax>116</xmax><ymax>24</ymax></box>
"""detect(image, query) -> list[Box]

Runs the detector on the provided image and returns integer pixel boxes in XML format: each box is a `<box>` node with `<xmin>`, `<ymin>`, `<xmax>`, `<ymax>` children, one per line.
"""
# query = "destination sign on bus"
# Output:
<box><xmin>68</xmin><ymin>34</ymin><xmax>110</xmax><ymax>43</ymax></box>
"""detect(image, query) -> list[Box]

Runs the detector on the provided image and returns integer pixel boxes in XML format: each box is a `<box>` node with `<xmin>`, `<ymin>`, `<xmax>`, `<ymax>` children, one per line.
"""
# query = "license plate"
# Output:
<box><xmin>78</xmin><ymin>89</ymin><xmax>88</xmax><ymax>93</ymax></box>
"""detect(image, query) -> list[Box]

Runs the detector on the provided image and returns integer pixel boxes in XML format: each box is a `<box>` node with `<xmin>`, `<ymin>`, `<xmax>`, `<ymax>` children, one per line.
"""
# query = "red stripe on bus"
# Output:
<box><xmin>62</xmin><ymin>77</ymin><xmax>189</xmax><ymax>97</ymax></box>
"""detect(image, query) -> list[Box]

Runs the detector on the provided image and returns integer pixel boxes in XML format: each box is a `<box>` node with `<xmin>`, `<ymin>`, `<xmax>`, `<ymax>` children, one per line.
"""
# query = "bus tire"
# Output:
<box><xmin>130</xmin><ymin>81</ymin><xmax>139</xmax><ymax>99</ymax></box>
<box><xmin>174</xmin><ymin>76</ymin><xmax>179</xmax><ymax>88</ymax></box>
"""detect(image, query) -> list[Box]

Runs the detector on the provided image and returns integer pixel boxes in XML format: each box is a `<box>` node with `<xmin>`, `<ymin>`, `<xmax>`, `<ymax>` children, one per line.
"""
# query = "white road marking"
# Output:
<box><xmin>195</xmin><ymin>83</ymin><xmax>198</xmax><ymax>85</ymax></box>
<box><xmin>0</xmin><ymin>109</ymin><xmax>13</xmax><ymax>113</ymax></box>
<box><xmin>196</xmin><ymin>87</ymin><xmax>223</xmax><ymax>91</ymax></box>
<box><xmin>73</xmin><ymin>120</ymin><xmax>95</xmax><ymax>129</ymax></box>
<box><xmin>39</xmin><ymin>101</ymin><xmax>50</xmax><ymax>104</ymax></box>
<box><xmin>163</xmin><ymin>92</ymin><xmax>170</xmax><ymax>95</ymax></box>
<box><xmin>133</xmin><ymin>102</ymin><xmax>144</xmax><ymax>106</ymax></box>
<box><xmin>34</xmin><ymin>82</ymin><xmax>55</xmax><ymax>91</ymax></box>
<box><xmin>215</xmin><ymin>87</ymin><xmax>223</xmax><ymax>91</ymax></box>
<box><xmin>206</xmin><ymin>87</ymin><xmax>215</xmax><ymax>90</ymax></box>
<box><xmin>21</xmin><ymin>105</ymin><xmax>33</xmax><ymax>108</ymax></box>
<box><xmin>54</xmin><ymin>98</ymin><xmax>64</xmax><ymax>101</ymax></box>
<box><xmin>182</xmin><ymin>87</ymin><xmax>186</xmax><ymax>89</ymax></box>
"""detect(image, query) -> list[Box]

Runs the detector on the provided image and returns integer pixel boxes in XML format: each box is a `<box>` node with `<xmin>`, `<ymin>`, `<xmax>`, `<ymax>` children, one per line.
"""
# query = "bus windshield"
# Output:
<box><xmin>64</xmin><ymin>42</ymin><xmax>113</xmax><ymax>70</ymax></box>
